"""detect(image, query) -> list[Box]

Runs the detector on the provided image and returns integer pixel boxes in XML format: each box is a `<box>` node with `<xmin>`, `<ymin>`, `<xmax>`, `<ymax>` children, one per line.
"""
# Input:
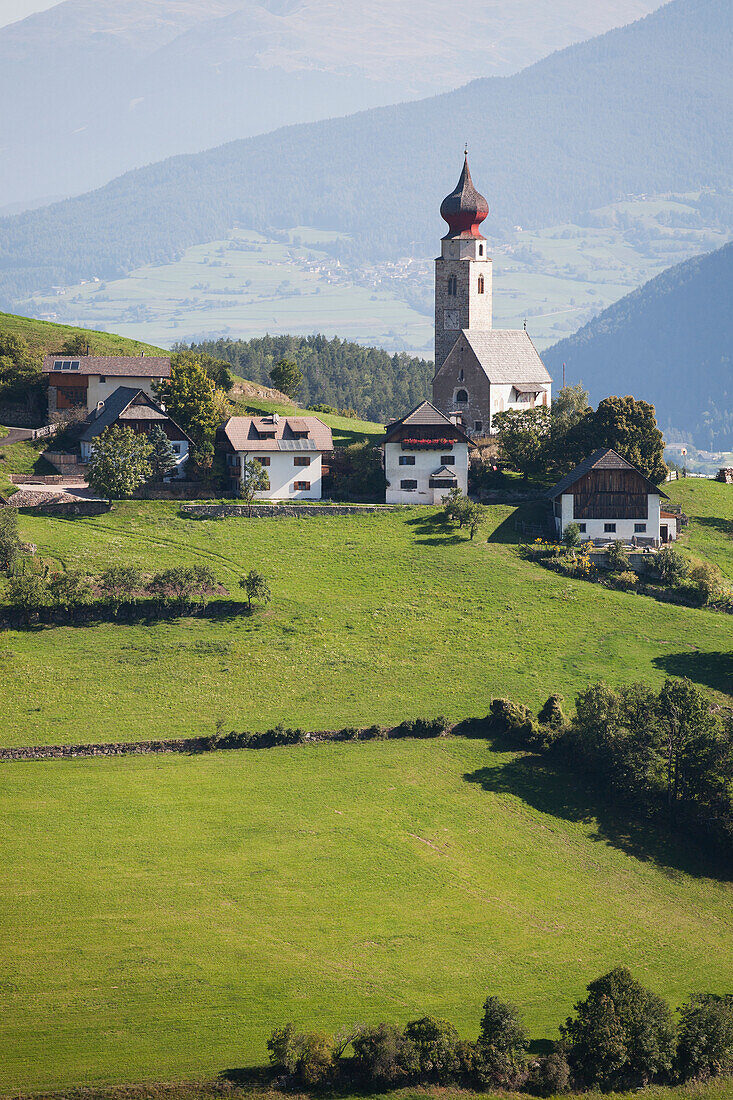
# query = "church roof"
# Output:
<box><xmin>440</xmin><ymin>153</ymin><xmax>489</xmax><ymax>240</ymax></box>
<box><xmin>459</xmin><ymin>330</ymin><xmax>552</xmax><ymax>384</ymax></box>
<box><xmin>546</xmin><ymin>447</ymin><xmax>669</xmax><ymax>500</ymax></box>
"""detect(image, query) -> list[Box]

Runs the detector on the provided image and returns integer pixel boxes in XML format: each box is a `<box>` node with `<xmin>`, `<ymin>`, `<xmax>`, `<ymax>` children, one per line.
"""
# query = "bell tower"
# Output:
<box><xmin>434</xmin><ymin>151</ymin><xmax>492</xmax><ymax>372</ymax></box>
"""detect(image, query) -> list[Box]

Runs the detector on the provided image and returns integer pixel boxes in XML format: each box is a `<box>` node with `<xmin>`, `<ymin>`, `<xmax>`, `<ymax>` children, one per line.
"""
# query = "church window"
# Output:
<box><xmin>474</xmin><ymin>421</ymin><xmax>483</xmax><ymax>432</ymax></box>
<box><xmin>456</xmin><ymin>389</ymin><xmax>468</xmax><ymax>403</ymax></box>
<box><xmin>458</xmin><ymin>368</ymin><xmax>464</xmax><ymax>382</ymax></box>
<box><xmin>447</xmin><ymin>275</ymin><xmax>457</xmax><ymax>296</ymax></box>
<box><xmin>478</xmin><ymin>244</ymin><xmax>484</xmax><ymax>256</ymax></box>
<box><xmin>478</xmin><ymin>275</ymin><xmax>485</xmax><ymax>294</ymax></box>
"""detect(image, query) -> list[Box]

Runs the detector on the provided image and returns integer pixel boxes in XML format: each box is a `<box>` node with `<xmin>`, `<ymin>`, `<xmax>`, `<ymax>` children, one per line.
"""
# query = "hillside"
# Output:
<box><xmin>0</xmin><ymin>0</ymin><xmax>660</xmax><ymax>210</ymax></box>
<box><xmin>542</xmin><ymin>242</ymin><xmax>733</xmax><ymax>449</ymax></box>
<box><xmin>1</xmin><ymin>0</ymin><xmax>731</xmax><ymax>307</ymax></box>
<box><xmin>0</xmin><ymin>310</ymin><xmax>164</xmax><ymax>358</ymax></box>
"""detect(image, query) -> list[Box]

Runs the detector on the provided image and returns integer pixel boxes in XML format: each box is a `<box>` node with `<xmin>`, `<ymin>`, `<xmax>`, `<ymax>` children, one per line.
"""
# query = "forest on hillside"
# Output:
<box><xmin>0</xmin><ymin>0</ymin><xmax>730</xmax><ymax>307</ymax></box>
<box><xmin>183</xmin><ymin>334</ymin><xmax>432</xmax><ymax>422</ymax></box>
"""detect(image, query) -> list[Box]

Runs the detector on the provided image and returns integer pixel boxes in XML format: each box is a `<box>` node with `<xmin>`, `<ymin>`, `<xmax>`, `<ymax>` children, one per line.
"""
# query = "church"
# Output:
<box><xmin>431</xmin><ymin>153</ymin><xmax>552</xmax><ymax>435</ymax></box>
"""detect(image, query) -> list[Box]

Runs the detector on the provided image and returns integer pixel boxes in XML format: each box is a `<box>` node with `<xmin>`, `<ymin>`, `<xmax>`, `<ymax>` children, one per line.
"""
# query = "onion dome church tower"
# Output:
<box><xmin>432</xmin><ymin>152</ymin><xmax>552</xmax><ymax>436</ymax></box>
<box><xmin>434</xmin><ymin>151</ymin><xmax>492</xmax><ymax>372</ymax></box>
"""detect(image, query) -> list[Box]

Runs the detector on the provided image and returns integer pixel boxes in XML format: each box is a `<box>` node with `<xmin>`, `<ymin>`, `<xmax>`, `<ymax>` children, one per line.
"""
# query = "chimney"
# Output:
<box><xmin>449</xmin><ymin>412</ymin><xmax>460</xmax><ymax>425</ymax></box>
<box><xmin>95</xmin><ymin>400</ymin><xmax>105</xmax><ymax>419</ymax></box>
<box><xmin>140</xmin><ymin>351</ymin><xmax>145</xmax><ymax>357</ymax></box>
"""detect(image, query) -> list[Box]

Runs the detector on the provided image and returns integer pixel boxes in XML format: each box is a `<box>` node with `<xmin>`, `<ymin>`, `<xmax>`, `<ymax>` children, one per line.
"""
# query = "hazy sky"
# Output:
<box><xmin>0</xmin><ymin>0</ymin><xmax>64</xmax><ymax>29</ymax></box>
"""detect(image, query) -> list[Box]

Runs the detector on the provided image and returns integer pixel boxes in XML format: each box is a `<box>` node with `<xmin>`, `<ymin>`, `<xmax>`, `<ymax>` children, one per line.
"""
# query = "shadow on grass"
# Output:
<box><xmin>652</xmin><ymin>651</ymin><xmax>733</xmax><ymax>698</ymax></box>
<box><xmin>406</xmin><ymin>511</ymin><xmax>465</xmax><ymax>546</ymax></box>
<box><xmin>1</xmin><ymin>598</ymin><xmax>265</xmax><ymax>632</ymax></box>
<box><xmin>694</xmin><ymin>515</ymin><xmax>733</xmax><ymax>538</ymax></box>
<box><xmin>463</xmin><ymin>751</ymin><xmax>732</xmax><ymax>883</ymax></box>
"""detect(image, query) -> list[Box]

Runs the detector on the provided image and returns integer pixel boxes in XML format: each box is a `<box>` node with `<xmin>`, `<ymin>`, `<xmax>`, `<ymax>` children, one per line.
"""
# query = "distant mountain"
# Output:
<box><xmin>0</xmin><ymin>0</ymin><xmax>661</xmax><ymax>208</ymax></box>
<box><xmin>542</xmin><ymin>242</ymin><xmax>733</xmax><ymax>450</ymax></box>
<box><xmin>0</xmin><ymin>0</ymin><xmax>729</xmax><ymax>312</ymax></box>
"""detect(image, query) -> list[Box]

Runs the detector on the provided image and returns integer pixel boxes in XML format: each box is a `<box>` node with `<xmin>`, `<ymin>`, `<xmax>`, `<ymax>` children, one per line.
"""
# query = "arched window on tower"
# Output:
<box><xmin>478</xmin><ymin>244</ymin><xmax>484</xmax><ymax>256</ymax></box>
<box><xmin>448</xmin><ymin>275</ymin><xmax>457</xmax><ymax>296</ymax></box>
<box><xmin>456</xmin><ymin>389</ymin><xmax>469</xmax><ymax>404</ymax></box>
<box><xmin>458</xmin><ymin>368</ymin><xmax>464</xmax><ymax>382</ymax></box>
<box><xmin>478</xmin><ymin>275</ymin><xmax>485</xmax><ymax>294</ymax></box>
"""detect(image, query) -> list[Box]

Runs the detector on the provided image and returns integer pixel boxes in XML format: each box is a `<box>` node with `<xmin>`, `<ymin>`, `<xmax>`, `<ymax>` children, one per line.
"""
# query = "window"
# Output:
<box><xmin>293</xmin><ymin>456</ymin><xmax>310</xmax><ymax>467</ymax></box>
<box><xmin>478</xmin><ymin>244</ymin><xmax>483</xmax><ymax>256</ymax></box>
<box><xmin>458</xmin><ymin>368</ymin><xmax>464</xmax><ymax>382</ymax></box>
<box><xmin>577</xmin><ymin>523</ymin><xmax>587</xmax><ymax>533</ymax></box>
<box><xmin>456</xmin><ymin>389</ymin><xmax>468</xmax><ymax>403</ymax></box>
<box><xmin>293</xmin><ymin>481</ymin><xmax>311</xmax><ymax>491</ymax></box>
<box><xmin>99</xmin><ymin>375</ymin><xmax>106</xmax><ymax>383</ymax></box>
<box><xmin>400</xmin><ymin>479</ymin><xmax>418</xmax><ymax>490</ymax></box>
<box><xmin>447</xmin><ymin>275</ymin><xmax>457</xmax><ymax>296</ymax></box>
<box><xmin>477</xmin><ymin>275</ymin><xmax>485</xmax><ymax>294</ymax></box>
<box><xmin>604</xmin><ymin>523</ymin><xmax>617</xmax><ymax>533</ymax></box>
<box><xmin>634</xmin><ymin>523</ymin><xmax>646</xmax><ymax>533</ymax></box>
<box><xmin>399</xmin><ymin>455</ymin><xmax>415</xmax><ymax>465</ymax></box>
<box><xmin>53</xmin><ymin>361</ymin><xmax>63</xmax><ymax>371</ymax></box>
<box><xmin>440</xmin><ymin>455</ymin><xmax>455</xmax><ymax>465</ymax></box>
<box><xmin>171</xmin><ymin>443</ymin><xmax>181</xmax><ymax>454</ymax></box>
<box><xmin>474</xmin><ymin>421</ymin><xmax>483</xmax><ymax>432</ymax></box>
<box><xmin>257</xmin><ymin>456</ymin><xmax>271</xmax><ymax>467</ymax></box>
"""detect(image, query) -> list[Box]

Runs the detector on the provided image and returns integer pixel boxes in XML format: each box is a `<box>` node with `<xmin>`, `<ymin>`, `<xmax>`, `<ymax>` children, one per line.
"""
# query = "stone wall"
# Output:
<box><xmin>181</xmin><ymin>503</ymin><xmax>402</xmax><ymax>519</ymax></box>
<box><xmin>0</xmin><ymin>404</ymin><xmax>44</xmax><ymax>429</ymax></box>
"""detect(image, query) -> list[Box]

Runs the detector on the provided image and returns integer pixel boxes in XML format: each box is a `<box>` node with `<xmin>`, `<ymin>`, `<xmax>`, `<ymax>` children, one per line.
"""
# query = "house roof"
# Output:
<box><xmin>430</xmin><ymin>464</ymin><xmax>459</xmax><ymax>479</ymax></box>
<box><xmin>546</xmin><ymin>447</ymin><xmax>669</xmax><ymax>500</ymax></box>
<box><xmin>79</xmin><ymin>386</ymin><xmax>192</xmax><ymax>443</ymax></box>
<box><xmin>446</xmin><ymin>330</ymin><xmax>552</xmax><ymax>385</ymax></box>
<box><xmin>383</xmin><ymin>400</ymin><xmax>473</xmax><ymax>444</ymax></box>
<box><xmin>223</xmin><ymin>415</ymin><xmax>333</xmax><ymax>452</ymax></box>
<box><xmin>43</xmin><ymin>354</ymin><xmax>171</xmax><ymax>378</ymax></box>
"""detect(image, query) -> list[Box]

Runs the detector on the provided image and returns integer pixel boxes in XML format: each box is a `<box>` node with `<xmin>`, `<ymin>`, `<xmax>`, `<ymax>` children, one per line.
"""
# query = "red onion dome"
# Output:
<box><xmin>440</xmin><ymin>152</ymin><xmax>488</xmax><ymax>239</ymax></box>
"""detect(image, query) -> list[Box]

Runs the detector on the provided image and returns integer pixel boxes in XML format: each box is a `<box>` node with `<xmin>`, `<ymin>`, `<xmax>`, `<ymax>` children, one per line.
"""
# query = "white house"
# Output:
<box><xmin>79</xmin><ymin>387</ymin><xmax>191</xmax><ymax>477</ymax></box>
<box><xmin>42</xmin><ymin>354</ymin><xmax>171</xmax><ymax>415</ymax></box>
<box><xmin>547</xmin><ymin>447</ymin><xmax>677</xmax><ymax>545</ymax></box>
<box><xmin>222</xmin><ymin>414</ymin><xmax>333</xmax><ymax>499</ymax></box>
<box><xmin>382</xmin><ymin>400</ymin><xmax>472</xmax><ymax>505</ymax></box>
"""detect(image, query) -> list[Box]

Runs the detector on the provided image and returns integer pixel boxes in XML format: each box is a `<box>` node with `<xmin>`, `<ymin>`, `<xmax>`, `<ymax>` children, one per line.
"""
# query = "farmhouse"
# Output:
<box><xmin>42</xmin><ymin>353</ymin><xmax>170</xmax><ymax>414</ymax></box>
<box><xmin>221</xmin><ymin>414</ymin><xmax>333</xmax><ymax>499</ymax></box>
<box><xmin>79</xmin><ymin>387</ymin><xmax>192</xmax><ymax>477</ymax></box>
<box><xmin>382</xmin><ymin>400</ymin><xmax>472</xmax><ymax>505</ymax></box>
<box><xmin>547</xmin><ymin>447</ymin><xmax>677</xmax><ymax>545</ymax></box>
<box><xmin>431</xmin><ymin>154</ymin><xmax>552</xmax><ymax>434</ymax></box>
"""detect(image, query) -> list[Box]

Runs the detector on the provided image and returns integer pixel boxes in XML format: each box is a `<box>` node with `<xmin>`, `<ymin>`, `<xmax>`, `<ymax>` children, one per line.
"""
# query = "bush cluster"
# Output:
<box><xmin>267</xmin><ymin>968</ymin><xmax>733</xmax><ymax>1093</ymax></box>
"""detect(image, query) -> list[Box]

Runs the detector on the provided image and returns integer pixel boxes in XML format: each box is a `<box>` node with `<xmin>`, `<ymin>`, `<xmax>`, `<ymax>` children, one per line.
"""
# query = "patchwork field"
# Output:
<box><xmin>2</xmin><ymin>482</ymin><xmax>731</xmax><ymax>748</ymax></box>
<box><xmin>2</xmin><ymin>736</ymin><xmax>732</xmax><ymax>1093</ymax></box>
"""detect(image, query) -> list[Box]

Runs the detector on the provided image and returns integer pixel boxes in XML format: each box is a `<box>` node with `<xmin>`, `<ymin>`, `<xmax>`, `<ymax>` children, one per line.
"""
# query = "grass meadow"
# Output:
<box><xmin>2</xmin><ymin>736</ymin><xmax>732</xmax><ymax>1092</ymax></box>
<box><xmin>3</xmin><ymin>483</ymin><xmax>731</xmax><ymax>748</ymax></box>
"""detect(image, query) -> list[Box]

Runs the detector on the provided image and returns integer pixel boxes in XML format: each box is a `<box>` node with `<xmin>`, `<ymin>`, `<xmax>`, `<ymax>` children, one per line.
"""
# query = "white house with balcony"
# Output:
<box><xmin>547</xmin><ymin>447</ymin><xmax>677</xmax><ymax>545</ymax></box>
<box><xmin>382</xmin><ymin>401</ymin><xmax>472</xmax><ymax>505</ymax></box>
<box><xmin>221</xmin><ymin>414</ymin><xmax>333</xmax><ymax>499</ymax></box>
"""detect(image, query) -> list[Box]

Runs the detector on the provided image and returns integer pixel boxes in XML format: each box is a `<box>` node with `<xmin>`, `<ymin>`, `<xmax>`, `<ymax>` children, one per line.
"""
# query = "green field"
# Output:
<box><xmin>670</xmin><ymin>479</ymin><xmax>733</xmax><ymax>578</ymax></box>
<box><xmin>2</xmin><ymin>736</ymin><xmax>732</xmax><ymax>1092</ymax></box>
<box><xmin>2</xmin><ymin>482</ymin><xmax>731</xmax><ymax>748</ymax></box>
<box><xmin>0</xmin><ymin>309</ymin><xmax>163</xmax><ymax>359</ymax></box>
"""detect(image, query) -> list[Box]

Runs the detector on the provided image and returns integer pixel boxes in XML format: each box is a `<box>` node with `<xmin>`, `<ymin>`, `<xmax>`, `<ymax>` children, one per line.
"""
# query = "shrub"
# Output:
<box><xmin>607</xmin><ymin>539</ymin><xmax>630</xmax><ymax>572</ymax></box>
<box><xmin>48</xmin><ymin>570</ymin><xmax>94</xmax><ymax>612</ymax></box>
<box><xmin>527</xmin><ymin>1050</ymin><xmax>572</xmax><ymax>1095</ymax></box>
<box><xmin>563</xmin><ymin>522</ymin><xmax>582</xmax><ymax>547</ymax></box>
<box><xmin>487</xmin><ymin>698</ymin><xmax>541</xmax><ymax>748</ymax></box>
<box><xmin>0</xmin><ymin>507</ymin><xmax>21</xmax><ymax>573</ymax></box>
<box><xmin>151</xmin><ymin>565</ymin><xmax>216</xmax><ymax>614</ymax></box>
<box><xmin>475</xmin><ymin>995</ymin><xmax>529</xmax><ymax>1088</ymax></box>
<box><xmin>267</xmin><ymin>1023</ymin><xmax>336</xmax><ymax>1087</ymax></box>
<box><xmin>677</xmin><ymin>994</ymin><xmax>733</xmax><ymax>1081</ymax></box>
<box><xmin>689</xmin><ymin>560</ymin><xmax>725</xmax><ymax>604</ymax></box>
<box><xmin>402</xmin><ymin>1015</ymin><xmax>460</xmax><ymax>1082</ymax></box>
<box><xmin>360</xmin><ymin>724</ymin><xmax>385</xmax><ymax>740</ymax></box>
<box><xmin>352</xmin><ymin>1022</ymin><xmax>412</xmax><ymax>1085</ymax></box>
<box><xmin>99</xmin><ymin>565</ymin><xmax>144</xmax><ymax>615</ymax></box>
<box><xmin>613</xmin><ymin>570</ymin><xmax>638</xmax><ymax>591</ymax></box>
<box><xmin>392</xmin><ymin>716</ymin><xmax>450</xmax><ymax>739</ymax></box>
<box><xmin>655</xmin><ymin>545</ymin><xmax>689</xmax><ymax>585</ymax></box>
<box><xmin>537</xmin><ymin>693</ymin><xmax>566</xmax><ymax>730</ymax></box>
<box><xmin>561</xmin><ymin>966</ymin><xmax>676</xmax><ymax>1089</ymax></box>
<box><xmin>7</xmin><ymin>573</ymin><xmax>50</xmax><ymax>620</ymax></box>
<box><xmin>239</xmin><ymin>569</ymin><xmax>271</xmax><ymax>611</ymax></box>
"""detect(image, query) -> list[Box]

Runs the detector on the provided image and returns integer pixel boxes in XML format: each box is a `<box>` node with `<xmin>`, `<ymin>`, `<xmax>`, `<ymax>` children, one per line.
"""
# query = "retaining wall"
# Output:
<box><xmin>181</xmin><ymin>503</ymin><xmax>401</xmax><ymax>518</ymax></box>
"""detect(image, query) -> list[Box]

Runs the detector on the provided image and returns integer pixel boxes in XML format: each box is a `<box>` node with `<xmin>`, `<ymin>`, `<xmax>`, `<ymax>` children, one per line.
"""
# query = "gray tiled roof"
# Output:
<box><xmin>547</xmin><ymin>447</ymin><xmax>669</xmax><ymax>499</ymax></box>
<box><xmin>43</xmin><ymin>354</ymin><xmax>170</xmax><ymax>378</ymax></box>
<box><xmin>460</xmin><ymin>330</ymin><xmax>552</xmax><ymax>384</ymax></box>
<box><xmin>80</xmin><ymin>386</ymin><xmax>191</xmax><ymax>443</ymax></box>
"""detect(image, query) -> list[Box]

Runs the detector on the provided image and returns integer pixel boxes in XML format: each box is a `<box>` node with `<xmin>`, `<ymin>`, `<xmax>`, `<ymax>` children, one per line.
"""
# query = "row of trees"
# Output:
<box><xmin>492</xmin><ymin>388</ymin><xmax>667</xmax><ymax>484</ymax></box>
<box><xmin>491</xmin><ymin>679</ymin><xmax>733</xmax><ymax>855</ymax></box>
<box><xmin>267</xmin><ymin>968</ymin><xmax>733</xmax><ymax>1093</ymax></box>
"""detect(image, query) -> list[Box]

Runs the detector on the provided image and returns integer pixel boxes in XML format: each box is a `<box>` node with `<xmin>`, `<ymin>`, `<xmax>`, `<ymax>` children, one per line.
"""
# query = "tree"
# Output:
<box><xmin>677</xmin><ymin>994</ymin><xmax>733</xmax><ymax>1081</ymax></box>
<box><xmin>0</xmin><ymin>331</ymin><xmax>41</xmax><ymax>399</ymax></box>
<box><xmin>99</xmin><ymin>565</ymin><xmax>143</xmax><ymax>616</ymax></box>
<box><xmin>563</xmin><ymin>522</ymin><xmax>581</xmax><ymax>547</ymax></box>
<box><xmin>269</xmin><ymin>357</ymin><xmax>303</xmax><ymax>397</ymax></box>
<box><xmin>7</xmin><ymin>572</ymin><xmax>50</xmax><ymax>622</ymax></box>
<box><xmin>48</xmin><ymin>570</ymin><xmax>94</xmax><ymax>614</ymax></box>
<box><xmin>59</xmin><ymin>333</ymin><xmax>90</xmax><ymax>356</ymax></box>
<box><xmin>239</xmin><ymin>569</ymin><xmax>271</xmax><ymax>611</ymax></box>
<box><xmin>607</xmin><ymin>539</ymin><xmax>631</xmax><ymax>571</ymax></box>
<box><xmin>658</xmin><ymin>677</ymin><xmax>718</xmax><ymax>818</ymax></box>
<box><xmin>550</xmin><ymin>383</ymin><xmax>590</xmax><ymax>439</ymax></box>
<box><xmin>87</xmin><ymin>425</ymin><xmax>152</xmax><ymax>500</ymax></box>
<box><xmin>352</xmin><ymin>1023</ymin><xmax>412</xmax><ymax>1086</ymax></box>
<box><xmin>150</xmin><ymin>565</ymin><xmax>216</xmax><ymax>615</ymax></box>
<box><xmin>0</xmin><ymin>507</ymin><xmax>22</xmax><ymax>572</ymax></box>
<box><xmin>147</xmin><ymin>425</ymin><xmax>178</xmax><ymax>482</ymax></box>
<box><xmin>655</xmin><ymin>545</ymin><xmax>689</xmax><ymax>585</ymax></box>
<box><xmin>328</xmin><ymin>439</ymin><xmax>385</xmax><ymax>500</ymax></box>
<box><xmin>466</xmin><ymin>501</ymin><xmax>487</xmax><ymax>540</ymax></box>
<box><xmin>493</xmin><ymin>406</ymin><xmax>551</xmax><ymax>481</ymax></box>
<box><xmin>402</xmin><ymin>1016</ymin><xmax>460</xmax><ymax>1082</ymax></box>
<box><xmin>157</xmin><ymin>356</ymin><xmax>219</xmax><ymax>448</ymax></box>
<box><xmin>237</xmin><ymin>458</ymin><xmax>270</xmax><ymax>516</ymax></box>
<box><xmin>267</xmin><ymin>1023</ymin><xmax>336</xmax><ymax>1087</ymax></box>
<box><xmin>475</xmin><ymin>996</ymin><xmax>529</xmax><ymax>1087</ymax></box>
<box><xmin>171</xmin><ymin>349</ymin><xmax>233</xmax><ymax>392</ymax></box>
<box><xmin>561</xmin><ymin>967</ymin><xmax>676</xmax><ymax>1089</ymax></box>
<box><xmin>588</xmin><ymin>395</ymin><xmax>667</xmax><ymax>483</ymax></box>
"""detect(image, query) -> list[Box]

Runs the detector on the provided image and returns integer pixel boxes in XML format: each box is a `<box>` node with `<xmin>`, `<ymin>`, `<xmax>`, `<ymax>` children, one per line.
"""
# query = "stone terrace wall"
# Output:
<box><xmin>181</xmin><ymin>503</ymin><xmax>401</xmax><ymax>518</ymax></box>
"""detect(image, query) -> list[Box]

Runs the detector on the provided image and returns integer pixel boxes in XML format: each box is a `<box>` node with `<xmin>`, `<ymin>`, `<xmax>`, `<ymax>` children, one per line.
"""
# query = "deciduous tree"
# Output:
<box><xmin>87</xmin><ymin>425</ymin><xmax>152</xmax><ymax>500</ymax></box>
<box><xmin>239</xmin><ymin>569</ymin><xmax>271</xmax><ymax>611</ymax></box>
<box><xmin>238</xmin><ymin>457</ymin><xmax>270</xmax><ymax>516</ymax></box>
<box><xmin>269</xmin><ymin>357</ymin><xmax>303</xmax><ymax>397</ymax></box>
<box><xmin>493</xmin><ymin>406</ymin><xmax>551</xmax><ymax>481</ymax></box>
<box><xmin>157</xmin><ymin>356</ymin><xmax>219</xmax><ymax>447</ymax></box>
